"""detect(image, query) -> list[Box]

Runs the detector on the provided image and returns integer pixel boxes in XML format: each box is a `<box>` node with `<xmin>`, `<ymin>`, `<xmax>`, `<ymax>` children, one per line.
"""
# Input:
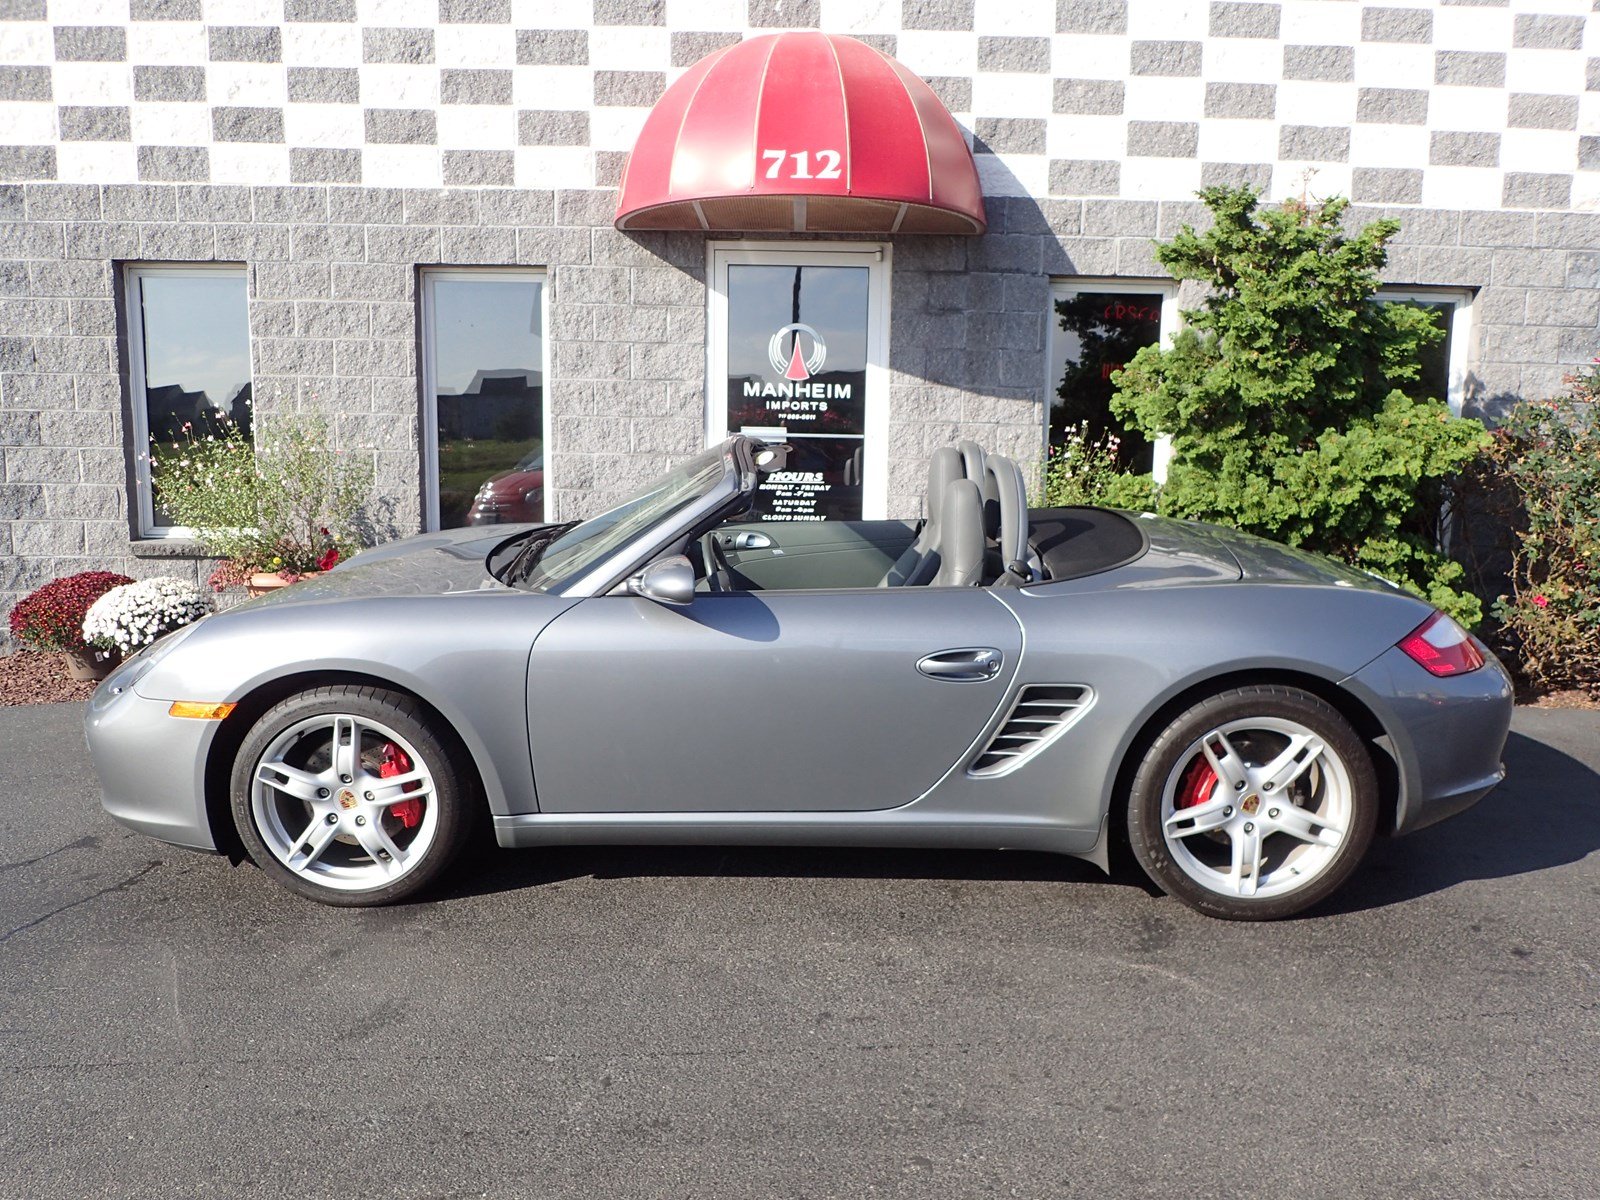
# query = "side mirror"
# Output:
<box><xmin>627</xmin><ymin>555</ymin><xmax>696</xmax><ymax>606</ymax></box>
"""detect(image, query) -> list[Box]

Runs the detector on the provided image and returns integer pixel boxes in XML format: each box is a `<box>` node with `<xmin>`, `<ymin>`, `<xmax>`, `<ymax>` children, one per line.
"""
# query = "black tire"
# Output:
<box><xmin>230</xmin><ymin>685</ymin><xmax>478</xmax><ymax>907</ymax></box>
<box><xmin>1126</xmin><ymin>685</ymin><xmax>1378</xmax><ymax>921</ymax></box>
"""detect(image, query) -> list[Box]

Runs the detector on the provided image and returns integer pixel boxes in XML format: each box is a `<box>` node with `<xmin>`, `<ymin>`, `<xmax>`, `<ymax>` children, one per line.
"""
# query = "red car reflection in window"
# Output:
<box><xmin>468</xmin><ymin>452</ymin><xmax>544</xmax><ymax>526</ymax></box>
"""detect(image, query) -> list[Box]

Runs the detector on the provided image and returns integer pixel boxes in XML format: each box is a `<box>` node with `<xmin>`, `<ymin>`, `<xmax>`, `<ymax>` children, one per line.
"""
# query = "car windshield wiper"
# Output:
<box><xmin>503</xmin><ymin>521</ymin><xmax>579</xmax><ymax>584</ymax></box>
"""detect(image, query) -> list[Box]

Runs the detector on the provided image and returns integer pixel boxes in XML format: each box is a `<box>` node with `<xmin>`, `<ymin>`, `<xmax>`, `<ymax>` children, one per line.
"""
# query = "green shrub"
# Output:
<box><xmin>1109</xmin><ymin>186</ymin><xmax>1488</xmax><ymax>625</ymax></box>
<box><xmin>1490</xmin><ymin>370</ymin><xmax>1600</xmax><ymax>694</ymax></box>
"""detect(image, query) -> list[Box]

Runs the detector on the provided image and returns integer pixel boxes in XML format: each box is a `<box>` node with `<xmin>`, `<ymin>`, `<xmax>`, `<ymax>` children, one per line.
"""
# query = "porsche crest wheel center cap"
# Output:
<box><xmin>1241</xmin><ymin>795</ymin><xmax>1260</xmax><ymax>815</ymax></box>
<box><xmin>337</xmin><ymin>788</ymin><xmax>359</xmax><ymax>809</ymax></box>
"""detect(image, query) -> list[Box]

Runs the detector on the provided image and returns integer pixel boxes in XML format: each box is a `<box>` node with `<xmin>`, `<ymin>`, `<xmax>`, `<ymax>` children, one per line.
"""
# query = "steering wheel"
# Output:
<box><xmin>699</xmin><ymin>531</ymin><xmax>731</xmax><ymax>592</ymax></box>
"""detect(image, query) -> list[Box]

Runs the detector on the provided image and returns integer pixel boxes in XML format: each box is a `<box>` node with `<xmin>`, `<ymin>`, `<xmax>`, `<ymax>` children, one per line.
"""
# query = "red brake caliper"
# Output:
<box><xmin>380</xmin><ymin>742</ymin><xmax>425</xmax><ymax>830</ymax></box>
<box><xmin>1177</xmin><ymin>756</ymin><xmax>1218</xmax><ymax>809</ymax></box>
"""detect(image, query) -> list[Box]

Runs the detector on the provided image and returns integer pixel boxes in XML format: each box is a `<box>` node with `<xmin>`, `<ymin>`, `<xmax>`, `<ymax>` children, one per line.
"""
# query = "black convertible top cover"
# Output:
<box><xmin>1027</xmin><ymin>506</ymin><xmax>1148</xmax><ymax>583</ymax></box>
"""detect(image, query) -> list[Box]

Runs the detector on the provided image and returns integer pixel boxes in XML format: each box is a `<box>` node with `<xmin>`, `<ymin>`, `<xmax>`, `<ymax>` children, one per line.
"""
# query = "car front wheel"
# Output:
<box><xmin>1127</xmin><ymin>685</ymin><xmax>1379</xmax><ymax>921</ymax></box>
<box><xmin>230</xmin><ymin>685</ymin><xmax>475</xmax><ymax>906</ymax></box>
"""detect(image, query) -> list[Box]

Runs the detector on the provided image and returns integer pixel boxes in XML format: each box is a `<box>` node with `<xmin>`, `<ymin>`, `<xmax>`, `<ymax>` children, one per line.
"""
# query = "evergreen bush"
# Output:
<box><xmin>1109</xmin><ymin>187</ymin><xmax>1488</xmax><ymax>624</ymax></box>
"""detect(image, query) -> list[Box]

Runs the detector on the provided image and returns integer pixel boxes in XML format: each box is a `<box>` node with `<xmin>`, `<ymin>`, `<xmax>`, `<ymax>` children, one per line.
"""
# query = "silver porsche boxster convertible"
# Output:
<box><xmin>87</xmin><ymin>437</ymin><xmax>1513</xmax><ymax>920</ymax></box>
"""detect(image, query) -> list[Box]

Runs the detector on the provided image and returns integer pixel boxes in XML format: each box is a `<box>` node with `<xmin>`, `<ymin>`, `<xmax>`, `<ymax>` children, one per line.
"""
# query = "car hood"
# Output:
<box><xmin>242</xmin><ymin>524</ymin><xmax>548</xmax><ymax>607</ymax></box>
<box><xmin>484</xmin><ymin>469</ymin><xmax>543</xmax><ymax>490</ymax></box>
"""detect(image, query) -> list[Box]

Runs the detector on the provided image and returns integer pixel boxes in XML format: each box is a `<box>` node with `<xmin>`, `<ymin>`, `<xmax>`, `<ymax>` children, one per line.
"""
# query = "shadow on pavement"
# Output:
<box><xmin>441</xmin><ymin>728</ymin><xmax>1598</xmax><ymax>912</ymax></box>
<box><xmin>440</xmin><ymin>840</ymin><xmax>1139</xmax><ymax>904</ymax></box>
<box><xmin>1324</xmin><ymin>729</ymin><xmax>1600</xmax><ymax>915</ymax></box>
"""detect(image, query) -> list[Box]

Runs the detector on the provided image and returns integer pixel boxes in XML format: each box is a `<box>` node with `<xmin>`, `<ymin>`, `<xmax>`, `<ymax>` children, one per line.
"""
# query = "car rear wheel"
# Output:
<box><xmin>1127</xmin><ymin>685</ymin><xmax>1378</xmax><ymax>921</ymax></box>
<box><xmin>230</xmin><ymin>685</ymin><xmax>476</xmax><ymax>906</ymax></box>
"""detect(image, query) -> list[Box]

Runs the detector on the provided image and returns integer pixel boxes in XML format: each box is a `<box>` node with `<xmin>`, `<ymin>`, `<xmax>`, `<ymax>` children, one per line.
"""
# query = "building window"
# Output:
<box><xmin>124</xmin><ymin>264</ymin><xmax>252</xmax><ymax>536</ymax></box>
<box><xmin>1047</xmin><ymin>279</ymin><xmax>1178</xmax><ymax>478</ymax></box>
<box><xmin>1378</xmin><ymin>288</ymin><xmax>1473</xmax><ymax>416</ymax></box>
<box><xmin>420</xmin><ymin>269</ymin><xmax>547</xmax><ymax>531</ymax></box>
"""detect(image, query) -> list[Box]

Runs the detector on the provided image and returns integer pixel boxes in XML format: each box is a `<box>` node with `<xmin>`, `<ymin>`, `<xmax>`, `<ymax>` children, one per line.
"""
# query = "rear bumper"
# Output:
<box><xmin>1342</xmin><ymin>645</ymin><xmax>1514</xmax><ymax>835</ymax></box>
<box><xmin>85</xmin><ymin>679</ymin><xmax>219</xmax><ymax>852</ymax></box>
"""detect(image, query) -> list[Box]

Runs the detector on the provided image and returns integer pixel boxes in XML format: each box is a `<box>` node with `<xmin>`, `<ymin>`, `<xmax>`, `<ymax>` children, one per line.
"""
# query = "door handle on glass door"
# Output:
<box><xmin>916</xmin><ymin>648</ymin><xmax>1003</xmax><ymax>682</ymax></box>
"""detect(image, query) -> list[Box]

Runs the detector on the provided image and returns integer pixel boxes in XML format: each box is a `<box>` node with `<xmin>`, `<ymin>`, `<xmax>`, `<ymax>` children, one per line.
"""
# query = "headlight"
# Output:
<box><xmin>100</xmin><ymin>619</ymin><xmax>203</xmax><ymax>694</ymax></box>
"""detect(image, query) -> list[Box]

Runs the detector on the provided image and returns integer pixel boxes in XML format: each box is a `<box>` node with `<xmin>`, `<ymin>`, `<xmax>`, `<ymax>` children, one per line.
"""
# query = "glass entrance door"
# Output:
<box><xmin>709</xmin><ymin>245</ymin><xmax>890</xmax><ymax>521</ymax></box>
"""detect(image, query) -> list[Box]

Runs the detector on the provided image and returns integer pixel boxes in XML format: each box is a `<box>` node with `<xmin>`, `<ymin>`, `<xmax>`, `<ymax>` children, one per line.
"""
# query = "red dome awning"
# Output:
<box><xmin>614</xmin><ymin>32</ymin><xmax>986</xmax><ymax>236</ymax></box>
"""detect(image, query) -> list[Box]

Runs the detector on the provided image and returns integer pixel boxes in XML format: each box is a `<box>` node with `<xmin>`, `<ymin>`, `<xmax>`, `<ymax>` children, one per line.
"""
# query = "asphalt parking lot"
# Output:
<box><xmin>1</xmin><ymin>702</ymin><xmax>1597</xmax><ymax>1199</ymax></box>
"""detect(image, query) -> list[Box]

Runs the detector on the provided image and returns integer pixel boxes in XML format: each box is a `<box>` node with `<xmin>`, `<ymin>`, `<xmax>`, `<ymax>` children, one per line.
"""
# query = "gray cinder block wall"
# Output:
<box><xmin>4</xmin><ymin>179</ymin><xmax>1595</xmax><ymax>621</ymax></box>
<box><xmin>3</xmin><ymin>0</ymin><xmax>1599</xmax><ymax>623</ymax></box>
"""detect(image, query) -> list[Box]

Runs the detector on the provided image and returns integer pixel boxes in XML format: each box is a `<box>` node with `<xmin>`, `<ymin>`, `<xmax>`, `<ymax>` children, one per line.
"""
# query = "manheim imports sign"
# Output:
<box><xmin>764</xmin><ymin>323</ymin><xmax>831</xmax><ymax>384</ymax></box>
<box><xmin>740</xmin><ymin>323</ymin><xmax>853</xmax><ymax>410</ymax></box>
<box><xmin>724</xmin><ymin>264</ymin><xmax>872</xmax><ymax>521</ymax></box>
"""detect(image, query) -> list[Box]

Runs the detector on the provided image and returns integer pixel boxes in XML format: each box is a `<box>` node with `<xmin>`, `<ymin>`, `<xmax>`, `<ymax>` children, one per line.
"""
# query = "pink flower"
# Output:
<box><xmin>1532</xmin><ymin>595</ymin><xmax>1549</xmax><ymax>608</ymax></box>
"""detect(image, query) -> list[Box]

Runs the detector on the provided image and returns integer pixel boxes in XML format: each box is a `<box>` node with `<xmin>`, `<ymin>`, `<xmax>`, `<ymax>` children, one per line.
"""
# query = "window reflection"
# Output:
<box><xmin>1051</xmin><ymin>290</ymin><xmax>1161</xmax><ymax>473</ymax></box>
<box><xmin>428</xmin><ymin>275</ymin><xmax>544</xmax><ymax>529</ymax></box>
<box><xmin>134</xmin><ymin>270</ymin><xmax>251</xmax><ymax>527</ymax></box>
<box><xmin>1388</xmin><ymin>300</ymin><xmax>1453</xmax><ymax>405</ymax></box>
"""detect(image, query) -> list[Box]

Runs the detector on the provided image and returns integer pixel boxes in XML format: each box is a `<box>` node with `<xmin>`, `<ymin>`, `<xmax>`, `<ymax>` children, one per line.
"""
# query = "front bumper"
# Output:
<box><xmin>468</xmin><ymin>499</ymin><xmax>539</xmax><ymax>526</ymax></box>
<box><xmin>1343</xmin><ymin>644</ymin><xmax>1515</xmax><ymax>835</ymax></box>
<box><xmin>85</xmin><ymin>674</ymin><xmax>220</xmax><ymax>852</ymax></box>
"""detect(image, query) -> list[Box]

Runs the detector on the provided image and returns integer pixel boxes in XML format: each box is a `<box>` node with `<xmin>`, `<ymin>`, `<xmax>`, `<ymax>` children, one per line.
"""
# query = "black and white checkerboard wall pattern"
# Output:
<box><xmin>0</xmin><ymin>0</ymin><xmax>1593</xmax><ymax>207</ymax></box>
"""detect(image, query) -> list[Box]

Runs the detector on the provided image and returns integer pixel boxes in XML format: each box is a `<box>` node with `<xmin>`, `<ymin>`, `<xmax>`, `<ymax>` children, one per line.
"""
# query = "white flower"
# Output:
<box><xmin>83</xmin><ymin>577</ymin><xmax>214</xmax><ymax>653</ymax></box>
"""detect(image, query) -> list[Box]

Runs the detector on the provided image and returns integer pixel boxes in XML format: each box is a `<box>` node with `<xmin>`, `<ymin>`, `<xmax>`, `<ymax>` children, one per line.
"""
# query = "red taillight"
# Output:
<box><xmin>1397</xmin><ymin>612</ymin><xmax>1485</xmax><ymax>677</ymax></box>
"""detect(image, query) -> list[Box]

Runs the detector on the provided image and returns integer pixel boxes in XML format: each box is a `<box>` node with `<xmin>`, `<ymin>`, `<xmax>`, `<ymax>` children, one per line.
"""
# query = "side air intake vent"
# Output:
<box><xmin>968</xmin><ymin>685</ymin><xmax>1094</xmax><ymax>778</ymax></box>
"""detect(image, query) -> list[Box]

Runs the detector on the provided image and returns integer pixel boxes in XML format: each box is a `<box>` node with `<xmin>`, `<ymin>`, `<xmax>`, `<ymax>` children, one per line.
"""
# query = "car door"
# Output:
<box><xmin>526</xmin><ymin>586</ymin><xmax>1023</xmax><ymax>813</ymax></box>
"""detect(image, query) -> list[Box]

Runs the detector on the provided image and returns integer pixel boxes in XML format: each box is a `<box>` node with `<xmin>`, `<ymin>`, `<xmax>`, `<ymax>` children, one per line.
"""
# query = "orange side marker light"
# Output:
<box><xmin>167</xmin><ymin>702</ymin><xmax>237</xmax><ymax>720</ymax></box>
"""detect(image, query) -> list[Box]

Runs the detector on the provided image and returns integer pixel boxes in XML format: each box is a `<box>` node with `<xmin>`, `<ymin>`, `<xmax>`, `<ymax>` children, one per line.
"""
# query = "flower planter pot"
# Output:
<box><xmin>63</xmin><ymin>646</ymin><xmax>120</xmax><ymax>682</ymax></box>
<box><xmin>246</xmin><ymin>571</ymin><xmax>322</xmax><ymax>598</ymax></box>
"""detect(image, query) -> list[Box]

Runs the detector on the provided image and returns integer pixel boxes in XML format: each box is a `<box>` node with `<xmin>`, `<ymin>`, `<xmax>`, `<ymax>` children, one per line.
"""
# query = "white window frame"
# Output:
<box><xmin>1046</xmin><ymin>277</ymin><xmax>1180</xmax><ymax>482</ymax></box>
<box><xmin>123</xmin><ymin>262</ymin><xmax>251</xmax><ymax>539</ymax></box>
<box><xmin>706</xmin><ymin>241</ymin><xmax>893</xmax><ymax>520</ymax></box>
<box><xmin>419</xmin><ymin>267</ymin><xmax>550</xmax><ymax>532</ymax></box>
<box><xmin>1378</xmin><ymin>287</ymin><xmax>1474</xmax><ymax>417</ymax></box>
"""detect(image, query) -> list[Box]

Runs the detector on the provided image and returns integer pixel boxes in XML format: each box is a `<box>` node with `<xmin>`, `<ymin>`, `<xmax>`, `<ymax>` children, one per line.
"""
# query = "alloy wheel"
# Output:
<box><xmin>1158</xmin><ymin>716</ymin><xmax>1353</xmax><ymax>901</ymax></box>
<box><xmin>250</xmin><ymin>713</ymin><xmax>440</xmax><ymax>892</ymax></box>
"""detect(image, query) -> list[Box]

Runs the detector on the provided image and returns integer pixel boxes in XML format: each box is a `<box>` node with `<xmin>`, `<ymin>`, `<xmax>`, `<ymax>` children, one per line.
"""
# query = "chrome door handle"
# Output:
<box><xmin>730</xmin><ymin>532</ymin><xmax>772</xmax><ymax>550</ymax></box>
<box><xmin>916</xmin><ymin>647</ymin><xmax>1003</xmax><ymax>682</ymax></box>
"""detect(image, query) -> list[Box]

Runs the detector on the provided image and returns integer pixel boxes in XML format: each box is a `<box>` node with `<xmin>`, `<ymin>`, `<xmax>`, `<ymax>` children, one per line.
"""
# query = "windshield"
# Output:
<box><xmin>514</xmin><ymin>443</ymin><xmax>733</xmax><ymax>592</ymax></box>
